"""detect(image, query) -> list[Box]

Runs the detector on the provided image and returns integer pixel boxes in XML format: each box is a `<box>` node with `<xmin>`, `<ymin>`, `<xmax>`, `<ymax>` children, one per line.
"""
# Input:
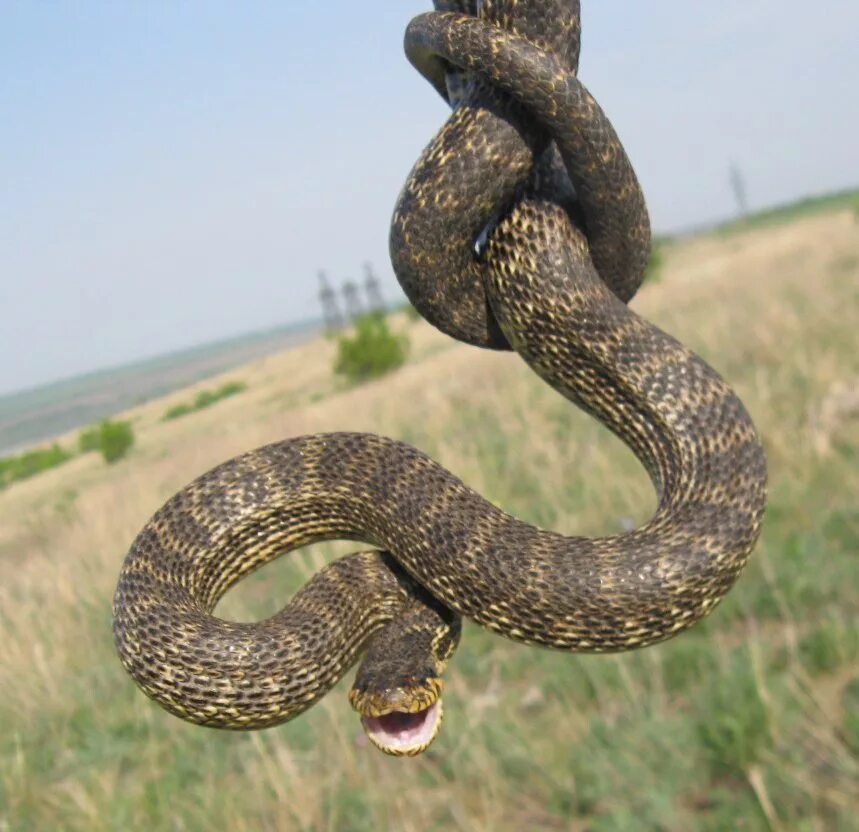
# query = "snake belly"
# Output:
<box><xmin>112</xmin><ymin>0</ymin><xmax>767</xmax><ymax>737</ymax></box>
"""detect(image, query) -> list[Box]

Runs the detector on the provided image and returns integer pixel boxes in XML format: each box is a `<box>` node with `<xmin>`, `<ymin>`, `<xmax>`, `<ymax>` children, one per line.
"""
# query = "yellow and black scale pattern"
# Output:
<box><xmin>113</xmin><ymin>0</ymin><xmax>767</xmax><ymax>755</ymax></box>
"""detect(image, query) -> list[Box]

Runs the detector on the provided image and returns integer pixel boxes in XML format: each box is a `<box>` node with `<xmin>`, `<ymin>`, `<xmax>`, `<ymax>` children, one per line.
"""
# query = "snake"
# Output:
<box><xmin>113</xmin><ymin>0</ymin><xmax>767</xmax><ymax>757</ymax></box>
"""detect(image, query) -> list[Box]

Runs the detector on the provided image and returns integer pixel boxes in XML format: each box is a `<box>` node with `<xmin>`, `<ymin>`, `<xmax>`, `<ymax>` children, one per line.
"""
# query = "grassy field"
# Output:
<box><xmin>1</xmin><ymin>206</ymin><xmax>858</xmax><ymax>831</ymax></box>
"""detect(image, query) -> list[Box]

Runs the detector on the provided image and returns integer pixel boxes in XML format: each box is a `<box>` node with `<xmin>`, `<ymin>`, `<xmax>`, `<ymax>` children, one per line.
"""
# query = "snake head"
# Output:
<box><xmin>348</xmin><ymin>598</ymin><xmax>461</xmax><ymax>756</ymax></box>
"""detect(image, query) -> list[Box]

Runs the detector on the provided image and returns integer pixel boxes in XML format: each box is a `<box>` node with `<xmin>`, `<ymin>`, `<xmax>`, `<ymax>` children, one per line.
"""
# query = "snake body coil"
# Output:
<box><xmin>113</xmin><ymin>0</ymin><xmax>767</xmax><ymax>757</ymax></box>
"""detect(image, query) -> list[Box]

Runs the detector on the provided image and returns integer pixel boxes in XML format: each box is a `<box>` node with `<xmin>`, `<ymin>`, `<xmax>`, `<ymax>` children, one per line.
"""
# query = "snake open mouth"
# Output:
<box><xmin>360</xmin><ymin>700</ymin><xmax>442</xmax><ymax>756</ymax></box>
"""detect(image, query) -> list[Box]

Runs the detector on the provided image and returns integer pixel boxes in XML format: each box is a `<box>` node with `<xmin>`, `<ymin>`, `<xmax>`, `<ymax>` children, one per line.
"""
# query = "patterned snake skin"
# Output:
<box><xmin>113</xmin><ymin>0</ymin><xmax>767</xmax><ymax>756</ymax></box>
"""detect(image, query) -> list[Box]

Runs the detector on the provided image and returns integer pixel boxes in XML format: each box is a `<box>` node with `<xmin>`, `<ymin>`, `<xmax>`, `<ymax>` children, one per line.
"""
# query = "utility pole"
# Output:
<box><xmin>363</xmin><ymin>262</ymin><xmax>385</xmax><ymax>314</ymax></box>
<box><xmin>318</xmin><ymin>270</ymin><xmax>343</xmax><ymax>334</ymax></box>
<box><xmin>342</xmin><ymin>279</ymin><xmax>364</xmax><ymax>322</ymax></box>
<box><xmin>729</xmin><ymin>161</ymin><xmax>749</xmax><ymax>218</ymax></box>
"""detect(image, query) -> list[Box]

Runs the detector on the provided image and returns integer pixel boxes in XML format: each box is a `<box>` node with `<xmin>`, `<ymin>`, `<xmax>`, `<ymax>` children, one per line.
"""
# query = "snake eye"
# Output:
<box><xmin>360</xmin><ymin>700</ymin><xmax>443</xmax><ymax>756</ymax></box>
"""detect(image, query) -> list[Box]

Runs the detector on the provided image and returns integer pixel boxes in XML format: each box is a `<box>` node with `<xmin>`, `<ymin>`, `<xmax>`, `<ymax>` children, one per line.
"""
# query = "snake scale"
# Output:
<box><xmin>113</xmin><ymin>0</ymin><xmax>767</xmax><ymax>756</ymax></box>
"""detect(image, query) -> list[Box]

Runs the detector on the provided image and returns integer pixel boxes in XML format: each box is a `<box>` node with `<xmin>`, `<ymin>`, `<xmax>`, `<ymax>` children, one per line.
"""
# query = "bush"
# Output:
<box><xmin>163</xmin><ymin>380</ymin><xmax>247</xmax><ymax>421</ymax></box>
<box><xmin>0</xmin><ymin>444</ymin><xmax>74</xmax><ymax>490</ymax></box>
<box><xmin>163</xmin><ymin>403</ymin><xmax>194</xmax><ymax>420</ymax></box>
<box><xmin>99</xmin><ymin>420</ymin><xmax>135</xmax><ymax>463</ymax></box>
<box><xmin>645</xmin><ymin>239</ymin><xmax>666</xmax><ymax>284</ymax></box>
<box><xmin>334</xmin><ymin>314</ymin><xmax>408</xmax><ymax>383</ymax></box>
<box><xmin>79</xmin><ymin>420</ymin><xmax>135</xmax><ymax>464</ymax></box>
<box><xmin>78</xmin><ymin>425</ymin><xmax>102</xmax><ymax>453</ymax></box>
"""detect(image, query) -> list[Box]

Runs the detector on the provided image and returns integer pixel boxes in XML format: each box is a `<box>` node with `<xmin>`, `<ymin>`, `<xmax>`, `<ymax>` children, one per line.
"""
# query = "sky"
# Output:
<box><xmin>1</xmin><ymin>0</ymin><xmax>857</xmax><ymax>395</ymax></box>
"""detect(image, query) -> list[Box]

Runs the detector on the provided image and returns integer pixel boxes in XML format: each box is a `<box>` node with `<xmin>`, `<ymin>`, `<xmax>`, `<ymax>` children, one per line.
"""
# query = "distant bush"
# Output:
<box><xmin>163</xmin><ymin>403</ymin><xmax>194</xmax><ymax>420</ymax></box>
<box><xmin>0</xmin><ymin>443</ymin><xmax>74</xmax><ymax>490</ymax></box>
<box><xmin>163</xmin><ymin>380</ymin><xmax>247</xmax><ymax>421</ymax></box>
<box><xmin>78</xmin><ymin>425</ymin><xmax>102</xmax><ymax>453</ymax></box>
<box><xmin>99</xmin><ymin>420</ymin><xmax>135</xmax><ymax>463</ymax></box>
<box><xmin>79</xmin><ymin>419</ymin><xmax>135</xmax><ymax>463</ymax></box>
<box><xmin>335</xmin><ymin>314</ymin><xmax>408</xmax><ymax>383</ymax></box>
<box><xmin>645</xmin><ymin>239</ymin><xmax>666</xmax><ymax>284</ymax></box>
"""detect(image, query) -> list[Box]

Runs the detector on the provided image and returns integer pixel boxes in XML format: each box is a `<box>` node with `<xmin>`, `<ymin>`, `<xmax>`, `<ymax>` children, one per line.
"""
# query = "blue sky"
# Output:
<box><xmin>2</xmin><ymin>0</ymin><xmax>857</xmax><ymax>395</ymax></box>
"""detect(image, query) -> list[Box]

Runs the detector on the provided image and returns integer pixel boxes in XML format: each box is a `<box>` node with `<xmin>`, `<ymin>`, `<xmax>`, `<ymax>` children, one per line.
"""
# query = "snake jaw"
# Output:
<box><xmin>349</xmin><ymin>678</ymin><xmax>445</xmax><ymax>756</ymax></box>
<box><xmin>360</xmin><ymin>700</ymin><xmax>443</xmax><ymax>757</ymax></box>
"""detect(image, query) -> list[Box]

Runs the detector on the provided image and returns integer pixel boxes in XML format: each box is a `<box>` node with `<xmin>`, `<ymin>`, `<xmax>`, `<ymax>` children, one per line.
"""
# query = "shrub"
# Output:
<box><xmin>334</xmin><ymin>314</ymin><xmax>408</xmax><ymax>383</ymax></box>
<box><xmin>645</xmin><ymin>239</ymin><xmax>666</xmax><ymax>284</ymax></box>
<box><xmin>79</xmin><ymin>419</ymin><xmax>135</xmax><ymax>462</ymax></box>
<box><xmin>78</xmin><ymin>425</ymin><xmax>102</xmax><ymax>453</ymax></box>
<box><xmin>80</xmin><ymin>419</ymin><xmax>135</xmax><ymax>464</ymax></box>
<box><xmin>99</xmin><ymin>420</ymin><xmax>135</xmax><ymax>463</ymax></box>
<box><xmin>162</xmin><ymin>381</ymin><xmax>247</xmax><ymax>421</ymax></box>
<box><xmin>163</xmin><ymin>403</ymin><xmax>194</xmax><ymax>421</ymax></box>
<box><xmin>0</xmin><ymin>443</ymin><xmax>74</xmax><ymax>490</ymax></box>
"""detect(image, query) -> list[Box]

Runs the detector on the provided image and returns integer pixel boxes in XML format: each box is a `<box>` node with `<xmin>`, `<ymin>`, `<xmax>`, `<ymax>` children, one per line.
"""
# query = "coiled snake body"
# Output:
<box><xmin>113</xmin><ymin>0</ymin><xmax>767</xmax><ymax>756</ymax></box>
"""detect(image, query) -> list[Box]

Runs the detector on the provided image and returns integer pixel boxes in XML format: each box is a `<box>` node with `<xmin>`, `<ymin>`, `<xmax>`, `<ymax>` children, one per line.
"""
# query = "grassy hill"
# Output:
<box><xmin>714</xmin><ymin>186</ymin><xmax>859</xmax><ymax>236</ymax></box>
<box><xmin>1</xmin><ymin>204</ymin><xmax>857</xmax><ymax>830</ymax></box>
<box><xmin>0</xmin><ymin>320</ymin><xmax>319</xmax><ymax>457</ymax></box>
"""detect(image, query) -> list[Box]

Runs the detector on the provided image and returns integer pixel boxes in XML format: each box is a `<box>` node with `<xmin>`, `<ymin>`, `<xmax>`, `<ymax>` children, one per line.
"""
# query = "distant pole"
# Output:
<box><xmin>363</xmin><ymin>262</ymin><xmax>385</xmax><ymax>313</ymax></box>
<box><xmin>729</xmin><ymin>161</ymin><xmax>749</xmax><ymax>218</ymax></box>
<box><xmin>318</xmin><ymin>270</ymin><xmax>343</xmax><ymax>334</ymax></box>
<box><xmin>342</xmin><ymin>280</ymin><xmax>364</xmax><ymax>322</ymax></box>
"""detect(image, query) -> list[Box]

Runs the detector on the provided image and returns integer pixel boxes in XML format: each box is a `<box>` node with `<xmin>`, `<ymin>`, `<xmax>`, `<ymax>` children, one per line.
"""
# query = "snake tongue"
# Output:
<box><xmin>361</xmin><ymin>700</ymin><xmax>442</xmax><ymax>756</ymax></box>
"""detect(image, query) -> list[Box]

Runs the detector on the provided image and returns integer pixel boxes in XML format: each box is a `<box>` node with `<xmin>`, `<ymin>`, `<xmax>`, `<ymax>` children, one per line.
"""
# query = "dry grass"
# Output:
<box><xmin>1</xmin><ymin>209</ymin><xmax>858</xmax><ymax>830</ymax></box>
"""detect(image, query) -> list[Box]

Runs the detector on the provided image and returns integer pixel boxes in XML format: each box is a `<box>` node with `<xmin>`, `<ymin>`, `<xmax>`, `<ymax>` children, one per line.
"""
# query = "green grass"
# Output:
<box><xmin>162</xmin><ymin>380</ymin><xmax>247</xmax><ymax>421</ymax></box>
